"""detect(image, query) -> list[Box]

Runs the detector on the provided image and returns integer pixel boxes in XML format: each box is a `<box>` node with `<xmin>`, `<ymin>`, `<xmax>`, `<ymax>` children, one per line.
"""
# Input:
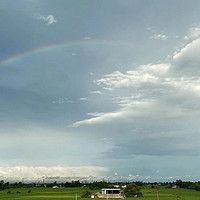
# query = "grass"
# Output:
<box><xmin>0</xmin><ymin>186</ymin><xmax>199</xmax><ymax>200</ymax></box>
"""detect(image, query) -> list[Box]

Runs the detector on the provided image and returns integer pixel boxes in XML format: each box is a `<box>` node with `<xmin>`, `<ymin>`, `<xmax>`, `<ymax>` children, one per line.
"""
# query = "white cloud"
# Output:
<box><xmin>80</xmin><ymin>98</ymin><xmax>87</xmax><ymax>101</ymax></box>
<box><xmin>90</xmin><ymin>91</ymin><xmax>103</xmax><ymax>94</ymax></box>
<box><xmin>173</xmin><ymin>38</ymin><xmax>200</xmax><ymax>61</ymax></box>
<box><xmin>184</xmin><ymin>27</ymin><xmax>200</xmax><ymax>40</ymax></box>
<box><xmin>84</xmin><ymin>37</ymin><xmax>91</xmax><ymax>40</ymax></box>
<box><xmin>0</xmin><ymin>166</ymin><xmax>108</xmax><ymax>181</ymax></box>
<box><xmin>74</xmin><ymin>39</ymin><xmax>200</xmax><ymax>131</ymax></box>
<box><xmin>150</xmin><ymin>34</ymin><xmax>168</xmax><ymax>40</ymax></box>
<box><xmin>128</xmin><ymin>173</ymin><xmax>133</xmax><ymax>177</ymax></box>
<box><xmin>70</xmin><ymin>110</ymin><xmax>129</xmax><ymax>127</ymax></box>
<box><xmin>96</xmin><ymin>63</ymin><xmax>170</xmax><ymax>89</ymax></box>
<box><xmin>38</xmin><ymin>15</ymin><xmax>57</xmax><ymax>25</ymax></box>
<box><xmin>69</xmin><ymin>99</ymin><xmax>153</xmax><ymax>127</ymax></box>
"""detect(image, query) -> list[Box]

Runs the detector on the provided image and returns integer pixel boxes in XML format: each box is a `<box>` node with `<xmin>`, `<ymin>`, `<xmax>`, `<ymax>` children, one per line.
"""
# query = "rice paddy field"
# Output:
<box><xmin>0</xmin><ymin>187</ymin><xmax>199</xmax><ymax>200</ymax></box>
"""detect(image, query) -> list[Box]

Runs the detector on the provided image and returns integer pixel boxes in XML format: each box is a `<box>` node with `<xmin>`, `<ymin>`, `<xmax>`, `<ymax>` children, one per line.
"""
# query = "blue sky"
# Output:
<box><xmin>1</xmin><ymin>0</ymin><xmax>200</xmax><ymax>182</ymax></box>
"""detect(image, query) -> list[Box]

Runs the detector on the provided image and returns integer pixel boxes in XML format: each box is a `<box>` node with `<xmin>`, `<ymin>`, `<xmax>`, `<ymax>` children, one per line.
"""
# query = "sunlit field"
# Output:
<box><xmin>0</xmin><ymin>187</ymin><xmax>200</xmax><ymax>200</ymax></box>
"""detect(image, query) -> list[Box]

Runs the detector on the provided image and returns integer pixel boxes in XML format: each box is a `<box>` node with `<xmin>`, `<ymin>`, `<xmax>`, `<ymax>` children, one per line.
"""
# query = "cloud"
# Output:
<box><xmin>70</xmin><ymin>110</ymin><xmax>129</xmax><ymax>127</ymax></box>
<box><xmin>184</xmin><ymin>27</ymin><xmax>200</xmax><ymax>40</ymax></box>
<box><xmin>80</xmin><ymin>98</ymin><xmax>87</xmax><ymax>101</ymax></box>
<box><xmin>38</xmin><ymin>15</ymin><xmax>57</xmax><ymax>25</ymax></box>
<box><xmin>173</xmin><ymin>38</ymin><xmax>200</xmax><ymax>75</ymax></box>
<box><xmin>0</xmin><ymin>166</ymin><xmax>108</xmax><ymax>181</ymax></box>
<box><xmin>96</xmin><ymin>63</ymin><xmax>170</xmax><ymax>89</ymax></box>
<box><xmin>52</xmin><ymin>97</ymin><xmax>73</xmax><ymax>104</ymax></box>
<box><xmin>84</xmin><ymin>37</ymin><xmax>91</xmax><ymax>40</ymax></box>
<box><xmin>90</xmin><ymin>91</ymin><xmax>103</xmax><ymax>94</ymax></box>
<box><xmin>70</xmin><ymin>37</ymin><xmax>200</xmax><ymax>159</ymax></box>
<box><xmin>150</xmin><ymin>34</ymin><xmax>168</xmax><ymax>40</ymax></box>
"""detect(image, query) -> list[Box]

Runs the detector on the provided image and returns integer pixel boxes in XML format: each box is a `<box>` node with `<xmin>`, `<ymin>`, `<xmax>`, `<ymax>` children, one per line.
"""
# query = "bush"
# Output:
<box><xmin>81</xmin><ymin>190</ymin><xmax>92</xmax><ymax>198</ymax></box>
<box><xmin>124</xmin><ymin>183</ymin><xmax>141</xmax><ymax>197</ymax></box>
<box><xmin>195</xmin><ymin>184</ymin><xmax>200</xmax><ymax>191</ymax></box>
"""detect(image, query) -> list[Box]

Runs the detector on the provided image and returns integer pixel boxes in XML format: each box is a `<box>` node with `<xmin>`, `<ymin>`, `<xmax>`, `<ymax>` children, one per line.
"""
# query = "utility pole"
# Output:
<box><xmin>157</xmin><ymin>191</ymin><xmax>159</xmax><ymax>200</ymax></box>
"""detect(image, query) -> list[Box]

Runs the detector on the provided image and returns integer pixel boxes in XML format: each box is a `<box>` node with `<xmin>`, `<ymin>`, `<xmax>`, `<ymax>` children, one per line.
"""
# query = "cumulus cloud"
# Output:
<box><xmin>96</xmin><ymin>63</ymin><xmax>170</xmax><ymax>89</ymax></box>
<box><xmin>0</xmin><ymin>166</ymin><xmax>108</xmax><ymax>181</ymax></box>
<box><xmin>38</xmin><ymin>15</ymin><xmax>57</xmax><ymax>25</ymax></box>
<box><xmin>70</xmin><ymin>37</ymin><xmax>200</xmax><ymax>158</ymax></box>
<box><xmin>150</xmin><ymin>34</ymin><xmax>168</xmax><ymax>40</ymax></box>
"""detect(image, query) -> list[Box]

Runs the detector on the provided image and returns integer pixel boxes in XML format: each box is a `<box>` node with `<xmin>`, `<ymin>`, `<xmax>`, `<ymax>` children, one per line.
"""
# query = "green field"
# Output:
<box><xmin>0</xmin><ymin>187</ymin><xmax>200</xmax><ymax>200</ymax></box>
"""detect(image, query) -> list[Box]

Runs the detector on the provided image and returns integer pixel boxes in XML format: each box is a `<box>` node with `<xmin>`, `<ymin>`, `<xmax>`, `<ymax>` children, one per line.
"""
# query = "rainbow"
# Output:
<box><xmin>0</xmin><ymin>39</ymin><xmax>118</xmax><ymax>66</ymax></box>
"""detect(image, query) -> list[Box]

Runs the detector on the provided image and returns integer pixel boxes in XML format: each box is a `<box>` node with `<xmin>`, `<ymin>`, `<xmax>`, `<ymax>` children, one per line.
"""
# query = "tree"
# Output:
<box><xmin>89</xmin><ymin>181</ymin><xmax>109</xmax><ymax>190</ymax></box>
<box><xmin>124</xmin><ymin>183</ymin><xmax>141</xmax><ymax>197</ymax></box>
<box><xmin>81</xmin><ymin>190</ymin><xmax>92</xmax><ymax>198</ymax></box>
<box><xmin>195</xmin><ymin>183</ymin><xmax>200</xmax><ymax>191</ymax></box>
<box><xmin>0</xmin><ymin>180</ymin><xmax>4</xmax><ymax>190</ymax></box>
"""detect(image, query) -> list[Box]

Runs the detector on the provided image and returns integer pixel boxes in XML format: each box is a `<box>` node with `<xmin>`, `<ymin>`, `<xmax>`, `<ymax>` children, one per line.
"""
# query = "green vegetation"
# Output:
<box><xmin>0</xmin><ymin>186</ymin><xmax>199</xmax><ymax>200</ymax></box>
<box><xmin>0</xmin><ymin>180</ymin><xmax>200</xmax><ymax>200</ymax></box>
<box><xmin>89</xmin><ymin>181</ymin><xmax>110</xmax><ymax>190</ymax></box>
<box><xmin>124</xmin><ymin>183</ymin><xmax>141</xmax><ymax>197</ymax></box>
<box><xmin>81</xmin><ymin>190</ymin><xmax>92</xmax><ymax>198</ymax></box>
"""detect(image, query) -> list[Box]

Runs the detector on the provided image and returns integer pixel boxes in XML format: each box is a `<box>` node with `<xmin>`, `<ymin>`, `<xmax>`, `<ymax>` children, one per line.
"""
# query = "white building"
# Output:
<box><xmin>101</xmin><ymin>188</ymin><xmax>121</xmax><ymax>195</ymax></box>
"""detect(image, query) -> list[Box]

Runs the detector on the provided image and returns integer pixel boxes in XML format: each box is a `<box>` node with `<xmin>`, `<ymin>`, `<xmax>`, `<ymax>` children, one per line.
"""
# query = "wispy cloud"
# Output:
<box><xmin>38</xmin><ymin>15</ymin><xmax>57</xmax><ymax>25</ymax></box>
<box><xmin>52</xmin><ymin>98</ymin><xmax>73</xmax><ymax>104</ymax></box>
<box><xmin>90</xmin><ymin>91</ymin><xmax>103</xmax><ymax>94</ymax></box>
<box><xmin>80</xmin><ymin>98</ymin><xmax>87</xmax><ymax>101</ymax></box>
<box><xmin>150</xmin><ymin>34</ymin><xmax>168</xmax><ymax>40</ymax></box>
<box><xmin>84</xmin><ymin>36</ymin><xmax>91</xmax><ymax>40</ymax></box>
<box><xmin>70</xmin><ymin>110</ymin><xmax>129</xmax><ymax>127</ymax></box>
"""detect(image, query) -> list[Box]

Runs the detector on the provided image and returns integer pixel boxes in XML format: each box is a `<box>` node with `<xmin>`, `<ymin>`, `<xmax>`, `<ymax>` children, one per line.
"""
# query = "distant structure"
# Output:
<box><xmin>91</xmin><ymin>188</ymin><xmax>125</xmax><ymax>198</ymax></box>
<box><xmin>114</xmin><ymin>184</ymin><xmax>120</xmax><ymax>188</ymax></box>
<box><xmin>172</xmin><ymin>185</ymin><xmax>179</xmax><ymax>189</ymax></box>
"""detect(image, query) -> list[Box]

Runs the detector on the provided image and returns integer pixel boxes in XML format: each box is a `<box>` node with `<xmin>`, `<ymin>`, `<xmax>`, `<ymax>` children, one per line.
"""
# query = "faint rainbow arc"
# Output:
<box><xmin>0</xmin><ymin>39</ymin><xmax>118</xmax><ymax>66</ymax></box>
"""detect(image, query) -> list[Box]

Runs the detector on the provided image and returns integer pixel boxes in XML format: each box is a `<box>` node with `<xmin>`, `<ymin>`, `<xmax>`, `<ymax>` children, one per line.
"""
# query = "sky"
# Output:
<box><xmin>1</xmin><ymin>0</ymin><xmax>200</xmax><ymax>182</ymax></box>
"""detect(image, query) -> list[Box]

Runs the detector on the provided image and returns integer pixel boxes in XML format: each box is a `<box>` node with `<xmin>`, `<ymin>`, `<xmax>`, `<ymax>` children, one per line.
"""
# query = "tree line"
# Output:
<box><xmin>1</xmin><ymin>179</ymin><xmax>200</xmax><ymax>192</ymax></box>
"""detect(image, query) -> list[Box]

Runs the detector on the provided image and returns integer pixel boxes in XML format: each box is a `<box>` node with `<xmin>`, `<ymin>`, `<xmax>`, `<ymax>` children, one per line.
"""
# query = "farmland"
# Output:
<box><xmin>0</xmin><ymin>187</ymin><xmax>200</xmax><ymax>200</ymax></box>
